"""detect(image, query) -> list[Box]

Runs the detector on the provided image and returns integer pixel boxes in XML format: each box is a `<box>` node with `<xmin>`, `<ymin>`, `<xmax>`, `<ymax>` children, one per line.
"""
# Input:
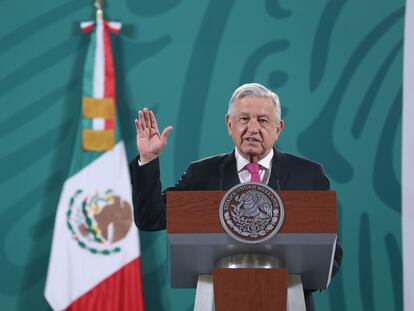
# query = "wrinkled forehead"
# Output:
<box><xmin>230</xmin><ymin>96</ymin><xmax>278</xmax><ymax>118</ymax></box>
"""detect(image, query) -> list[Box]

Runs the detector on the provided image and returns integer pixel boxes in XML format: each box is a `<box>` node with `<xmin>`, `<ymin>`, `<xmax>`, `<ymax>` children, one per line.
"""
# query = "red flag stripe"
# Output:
<box><xmin>81</xmin><ymin>24</ymin><xmax>95</xmax><ymax>33</ymax></box>
<box><xmin>105</xmin><ymin>119</ymin><xmax>115</xmax><ymax>129</ymax></box>
<box><xmin>65</xmin><ymin>258</ymin><xmax>145</xmax><ymax>311</ymax></box>
<box><xmin>103</xmin><ymin>21</ymin><xmax>116</xmax><ymax>99</ymax></box>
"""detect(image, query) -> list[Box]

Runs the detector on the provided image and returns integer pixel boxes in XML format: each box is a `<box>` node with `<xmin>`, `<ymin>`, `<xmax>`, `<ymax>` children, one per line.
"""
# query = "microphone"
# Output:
<box><xmin>275</xmin><ymin>174</ymin><xmax>281</xmax><ymax>191</ymax></box>
<box><xmin>219</xmin><ymin>164</ymin><xmax>225</xmax><ymax>190</ymax></box>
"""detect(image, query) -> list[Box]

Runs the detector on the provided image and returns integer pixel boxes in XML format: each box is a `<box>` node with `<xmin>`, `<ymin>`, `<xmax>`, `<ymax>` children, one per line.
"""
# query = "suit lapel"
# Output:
<box><xmin>221</xmin><ymin>151</ymin><xmax>240</xmax><ymax>190</ymax></box>
<box><xmin>269</xmin><ymin>148</ymin><xmax>291</xmax><ymax>190</ymax></box>
<box><xmin>220</xmin><ymin>148</ymin><xmax>291</xmax><ymax>191</ymax></box>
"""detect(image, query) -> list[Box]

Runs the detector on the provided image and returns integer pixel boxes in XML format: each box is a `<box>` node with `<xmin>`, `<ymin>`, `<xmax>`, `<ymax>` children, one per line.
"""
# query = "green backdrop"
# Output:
<box><xmin>0</xmin><ymin>0</ymin><xmax>404</xmax><ymax>310</ymax></box>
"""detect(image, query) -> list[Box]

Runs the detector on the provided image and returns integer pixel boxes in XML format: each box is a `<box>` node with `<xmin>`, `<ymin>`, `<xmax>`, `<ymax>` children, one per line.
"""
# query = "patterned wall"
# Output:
<box><xmin>0</xmin><ymin>0</ymin><xmax>404</xmax><ymax>310</ymax></box>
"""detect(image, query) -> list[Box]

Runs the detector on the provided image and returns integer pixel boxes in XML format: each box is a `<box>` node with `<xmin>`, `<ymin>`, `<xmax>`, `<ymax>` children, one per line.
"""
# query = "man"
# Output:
<box><xmin>130</xmin><ymin>83</ymin><xmax>342</xmax><ymax>310</ymax></box>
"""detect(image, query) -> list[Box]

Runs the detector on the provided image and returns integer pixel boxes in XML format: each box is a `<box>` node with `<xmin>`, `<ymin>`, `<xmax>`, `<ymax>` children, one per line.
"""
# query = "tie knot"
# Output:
<box><xmin>245</xmin><ymin>162</ymin><xmax>260</xmax><ymax>174</ymax></box>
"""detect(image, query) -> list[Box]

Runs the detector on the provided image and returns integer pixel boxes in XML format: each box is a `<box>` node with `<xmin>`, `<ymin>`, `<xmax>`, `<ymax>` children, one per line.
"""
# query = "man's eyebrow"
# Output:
<box><xmin>238</xmin><ymin>112</ymin><xmax>270</xmax><ymax>118</ymax></box>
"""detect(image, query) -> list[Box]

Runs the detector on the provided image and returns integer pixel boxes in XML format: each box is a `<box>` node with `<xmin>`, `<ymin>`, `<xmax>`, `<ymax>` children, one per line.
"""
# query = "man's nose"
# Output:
<box><xmin>247</xmin><ymin>119</ymin><xmax>259</xmax><ymax>133</ymax></box>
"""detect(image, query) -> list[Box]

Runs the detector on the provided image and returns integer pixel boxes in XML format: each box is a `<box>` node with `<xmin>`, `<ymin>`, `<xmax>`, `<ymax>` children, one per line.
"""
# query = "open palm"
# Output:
<box><xmin>135</xmin><ymin>108</ymin><xmax>173</xmax><ymax>162</ymax></box>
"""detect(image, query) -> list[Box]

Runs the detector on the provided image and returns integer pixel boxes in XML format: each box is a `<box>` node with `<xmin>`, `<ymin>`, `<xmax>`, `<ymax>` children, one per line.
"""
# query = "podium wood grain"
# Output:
<box><xmin>167</xmin><ymin>191</ymin><xmax>337</xmax><ymax>233</ymax></box>
<box><xmin>213</xmin><ymin>268</ymin><xmax>288</xmax><ymax>311</ymax></box>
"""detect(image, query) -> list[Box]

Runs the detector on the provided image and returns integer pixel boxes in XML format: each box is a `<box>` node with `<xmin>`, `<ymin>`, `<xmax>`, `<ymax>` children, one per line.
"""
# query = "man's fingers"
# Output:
<box><xmin>137</xmin><ymin>108</ymin><xmax>171</xmax><ymax>142</ymax></box>
<box><xmin>135</xmin><ymin>119</ymin><xmax>141</xmax><ymax>131</ymax></box>
<box><xmin>143</xmin><ymin>108</ymin><xmax>151</xmax><ymax>129</ymax></box>
<box><xmin>149</xmin><ymin>110</ymin><xmax>159</xmax><ymax>130</ymax></box>
<box><xmin>138</xmin><ymin>110</ymin><xmax>147</xmax><ymax>130</ymax></box>
<box><xmin>161</xmin><ymin>126</ymin><xmax>173</xmax><ymax>141</ymax></box>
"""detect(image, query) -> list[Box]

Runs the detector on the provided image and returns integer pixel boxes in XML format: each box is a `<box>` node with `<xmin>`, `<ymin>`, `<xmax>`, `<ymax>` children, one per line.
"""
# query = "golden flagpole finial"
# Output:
<box><xmin>94</xmin><ymin>0</ymin><xmax>104</xmax><ymax>20</ymax></box>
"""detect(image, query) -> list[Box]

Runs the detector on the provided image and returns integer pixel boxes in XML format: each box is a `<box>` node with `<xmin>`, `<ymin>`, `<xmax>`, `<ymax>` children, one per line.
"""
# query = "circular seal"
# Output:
<box><xmin>219</xmin><ymin>182</ymin><xmax>284</xmax><ymax>243</ymax></box>
<box><xmin>66</xmin><ymin>189</ymin><xmax>133</xmax><ymax>255</ymax></box>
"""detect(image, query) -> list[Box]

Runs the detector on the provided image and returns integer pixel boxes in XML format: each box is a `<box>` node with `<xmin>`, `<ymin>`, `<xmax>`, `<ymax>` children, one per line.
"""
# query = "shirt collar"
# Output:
<box><xmin>235</xmin><ymin>148</ymin><xmax>274</xmax><ymax>172</ymax></box>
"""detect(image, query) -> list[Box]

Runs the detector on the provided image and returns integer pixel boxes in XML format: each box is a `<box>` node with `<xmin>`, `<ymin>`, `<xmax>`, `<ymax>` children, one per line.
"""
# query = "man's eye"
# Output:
<box><xmin>240</xmin><ymin>117</ymin><xmax>248</xmax><ymax>122</ymax></box>
<box><xmin>259</xmin><ymin>119</ymin><xmax>269</xmax><ymax>126</ymax></box>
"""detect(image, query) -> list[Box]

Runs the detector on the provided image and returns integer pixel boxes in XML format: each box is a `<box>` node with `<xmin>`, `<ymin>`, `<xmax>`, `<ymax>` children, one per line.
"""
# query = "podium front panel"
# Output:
<box><xmin>168</xmin><ymin>232</ymin><xmax>337</xmax><ymax>290</ymax></box>
<box><xmin>167</xmin><ymin>191</ymin><xmax>337</xmax><ymax>290</ymax></box>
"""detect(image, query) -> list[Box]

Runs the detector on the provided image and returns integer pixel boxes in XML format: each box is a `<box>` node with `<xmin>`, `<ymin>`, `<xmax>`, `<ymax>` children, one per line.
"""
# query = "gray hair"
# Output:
<box><xmin>227</xmin><ymin>83</ymin><xmax>281</xmax><ymax>121</ymax></box>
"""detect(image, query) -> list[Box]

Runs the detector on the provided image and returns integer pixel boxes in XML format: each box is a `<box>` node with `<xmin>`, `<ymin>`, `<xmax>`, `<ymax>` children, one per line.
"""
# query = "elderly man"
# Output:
<box><xmin>130</xmin><ymin>83</ymin><xmax>342</xmax><ymax>310</ymax></box>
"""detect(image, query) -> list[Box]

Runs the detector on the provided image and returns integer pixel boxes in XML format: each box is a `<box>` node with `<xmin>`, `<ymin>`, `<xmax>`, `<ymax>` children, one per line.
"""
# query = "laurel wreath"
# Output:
<box><xmin>67</xmin><ymin>189</ymin><xmax>121</xmax><ymax>255</ymax></box>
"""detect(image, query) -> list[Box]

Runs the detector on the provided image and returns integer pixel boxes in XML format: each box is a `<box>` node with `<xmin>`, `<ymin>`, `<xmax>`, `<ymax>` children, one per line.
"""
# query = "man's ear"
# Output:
<box><xmin>225</xmin><ymin>114</ymin><xmax>232</xmax><ymax>136</ymax></box>
<box><xmin>277</xmin><ymin>120</ymin><xmax>284</xmax><ymax>133</ymax></box>
<box><xmin>275</xmin><ymin>119</ymin><xmax>284</xmax><ymax>137</ymax></box>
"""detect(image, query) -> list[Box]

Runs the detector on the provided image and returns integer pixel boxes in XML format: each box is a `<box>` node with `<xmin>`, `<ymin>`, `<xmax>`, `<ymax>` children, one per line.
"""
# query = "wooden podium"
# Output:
<box><xmin>166</xmin><ymin>191</ymin><xmax>337</xmax><ymax>311</ymax></box>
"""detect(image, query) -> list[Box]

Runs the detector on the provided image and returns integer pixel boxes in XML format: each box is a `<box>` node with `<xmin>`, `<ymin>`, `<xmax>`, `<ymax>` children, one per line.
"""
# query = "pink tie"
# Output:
<box><xmin>246</xmin><ymin>163</ymin><xmax>261</xmax><ymax>183</ymax></box>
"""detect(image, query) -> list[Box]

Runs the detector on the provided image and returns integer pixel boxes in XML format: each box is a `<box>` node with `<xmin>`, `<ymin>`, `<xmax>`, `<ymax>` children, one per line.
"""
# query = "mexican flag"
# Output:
<box><xmin>44</xmin><ymin>16</ymin><xmax>145</xmax><ymax>310</ymax></box>
<box><xmin>404</xmin><ymin>0</ymin><xmax>414</xmax><ymax>310</ymax></box>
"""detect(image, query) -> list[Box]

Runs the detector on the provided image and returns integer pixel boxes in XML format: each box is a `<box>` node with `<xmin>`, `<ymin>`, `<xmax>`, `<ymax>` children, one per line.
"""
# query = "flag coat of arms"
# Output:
<box><xmin>45</xmin><ymin>15</ymin><xmax>145</xmax><ymax>310</ymax></box>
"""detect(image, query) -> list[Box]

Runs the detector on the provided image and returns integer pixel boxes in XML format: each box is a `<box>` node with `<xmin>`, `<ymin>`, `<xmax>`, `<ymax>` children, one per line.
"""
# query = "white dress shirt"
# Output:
<box><xmin>235</xmin><ymin>148</ymin><xmax>273</xmax><ymax>185</ymax></box>
<box><xmin>139</xmin><ymin>149</ymin><xmax>274</xmax><ymax>185</ymax></box>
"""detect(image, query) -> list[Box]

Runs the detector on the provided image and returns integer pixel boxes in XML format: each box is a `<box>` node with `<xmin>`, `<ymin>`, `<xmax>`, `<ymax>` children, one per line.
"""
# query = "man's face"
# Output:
<box><xmin>226</xmin><ymin>96</ymin><xmax>284</xmax><ymax>162</ymax></box>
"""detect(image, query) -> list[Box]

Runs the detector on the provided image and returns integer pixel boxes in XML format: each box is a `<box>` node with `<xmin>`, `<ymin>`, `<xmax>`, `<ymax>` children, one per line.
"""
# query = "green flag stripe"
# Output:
<box><xmin>82</xmin><ymin>118</ymin><xmax>93</xmax><ymax>128</ymax></box>
<box><xmin>68</xmin><ymin>26</ymin><xmax>102</xmax><ymax>177</ymax></box>
<box><xmin>82</xmin><ymin>29</ymin><xmax>96</xmax><ymax>98</ymax></box>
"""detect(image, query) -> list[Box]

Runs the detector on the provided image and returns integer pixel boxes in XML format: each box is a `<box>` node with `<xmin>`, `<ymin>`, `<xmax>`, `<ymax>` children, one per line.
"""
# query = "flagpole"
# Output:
<box><xmin>94</xmin><ymin>0</ymin><xmax>103</xmax><ymax>20</ymax></box>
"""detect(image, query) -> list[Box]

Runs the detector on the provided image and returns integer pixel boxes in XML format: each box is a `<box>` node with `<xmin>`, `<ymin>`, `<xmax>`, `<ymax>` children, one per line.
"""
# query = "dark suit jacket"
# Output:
<box><xmin>130</xmin><ymin>148</ymin><xmax>343</xmax><ymax>309</ymax></box>
<box><xmin>130</xmin><ymin>148</ymin><xmax>332</xmax><ymax>229</ymax></box>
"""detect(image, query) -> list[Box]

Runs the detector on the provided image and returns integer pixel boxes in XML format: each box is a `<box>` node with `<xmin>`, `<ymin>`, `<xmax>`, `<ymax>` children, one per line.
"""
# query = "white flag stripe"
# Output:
<box><xmin>403</xmin><ymin>1</ymin><xmax>414</xmax><ymax>310</ymax></box>
<box><xmin>93</xmin><ymin>118</ymin><xmax>105</xmax><ymax>130</ymax></box>
<box><xmin>108</xmin><ymin>21</ymin><xmax>122</xmax><ymax>31</ymax></box>
<box><xmin>80</xmin><ymin>21</ymin><xmax>94</xmax><ymax>30</ymax></box>
<box><xmin>44</xmin><ymin>142</ymin><xmax>139</xmax><ymax>310</ymax></box>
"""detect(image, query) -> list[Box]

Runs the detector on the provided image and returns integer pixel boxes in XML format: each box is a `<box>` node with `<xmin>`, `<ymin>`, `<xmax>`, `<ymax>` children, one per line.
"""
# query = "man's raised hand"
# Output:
<box><xmin>135</xmin><ymin>108</ymin><xmax>173</xmax><ymax>162</ymax></box>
